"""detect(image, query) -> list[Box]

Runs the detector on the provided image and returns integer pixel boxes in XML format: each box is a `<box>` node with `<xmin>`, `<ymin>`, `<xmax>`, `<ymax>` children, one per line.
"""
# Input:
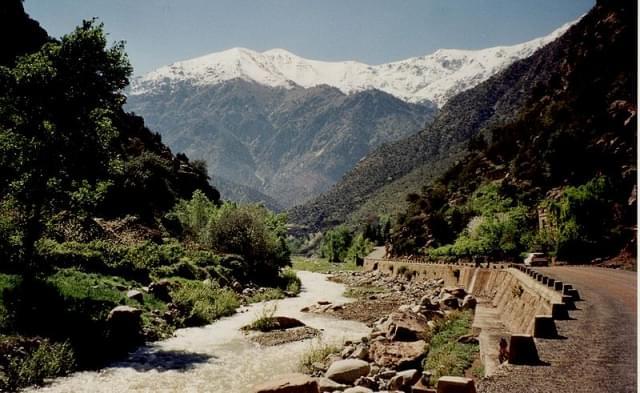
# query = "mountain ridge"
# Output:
<box><xmin>130</xmin><ymin>20</ymin><xmax>576</xmax><ymax>107</ymax></box>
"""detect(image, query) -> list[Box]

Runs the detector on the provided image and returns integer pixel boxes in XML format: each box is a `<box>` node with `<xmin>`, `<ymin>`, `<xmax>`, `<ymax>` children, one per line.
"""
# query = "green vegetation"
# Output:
<box><xmin>0</xmin><ymin>338</ymin><xmax>75</xmax><ymax>391</ymax></box>
<box><xmin>0</xmin><ymin>6</ymin><xmax>297</xmax><ymax>391</ymax></box>
<box><xmin>245</xmin><ymin>303</ymin><xmax>278</xmax><ymax>332</ymax></box>
<box><xmin>170</xmin><ymin>280</ymin><xmax>239</xmax><ymax>326</ymax></box>
<box><xmin>318</xmin><ymin>226</ymin><xmax>374</xmax><ymax>264</ymax></box>
<box><xmin>291</xmin><ymin>257</ymin><xmax>361</xmax><ymax>273</ymax></box>
<box><xmin>298</xmin><ymin>340</ymin><xmax>341</xmax><ymax>374</ymax></box>
<box><xmin>423</xmin><ymin>311</ymin><xmax>478</xmax><ymax>385</ymax></box>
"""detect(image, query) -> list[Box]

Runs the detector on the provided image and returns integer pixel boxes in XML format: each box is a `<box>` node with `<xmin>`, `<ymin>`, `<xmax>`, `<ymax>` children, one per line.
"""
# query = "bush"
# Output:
<box><xmin>298</xmin><ymin>340</ymin><xmax>341</xmax><ymax>374</ymax></box>
<box><xmin>170</xmin><ymin>280</ymin><xmax>239</xmax><ymax>326</ymax></box>
<box><xmin>1</xmin><ymin>338</ymin><xmax>75</xmax><ymax>391</ymax></box>
<box><xmin>279</xmin><ymin>268</ymin><xmax>301</xmax><ymax>294</ymax></box>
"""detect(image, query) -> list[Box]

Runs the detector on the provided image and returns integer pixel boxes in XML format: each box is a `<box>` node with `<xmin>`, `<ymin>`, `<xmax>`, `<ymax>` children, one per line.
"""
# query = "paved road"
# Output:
<box><xmin>478</xmin><ymin>266</ymin><xmax>636</xmax><ymax>393</ymax></box>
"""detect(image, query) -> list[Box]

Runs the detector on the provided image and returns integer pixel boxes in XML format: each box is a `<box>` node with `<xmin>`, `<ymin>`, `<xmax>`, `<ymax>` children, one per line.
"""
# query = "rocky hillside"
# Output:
<box><xmin>127</xmin><ymin>80</ymin><xmax>435</xmax><ymax>206</ymax></box>
<box><xmin>126</xmin><ymin>26</ymin><xmax>569</xmax><ymax>207</ymax></box>
<box><xmin>290</xmin><ymin>0</ymin><xmax>635</xmax><ymax>234</ymax></box>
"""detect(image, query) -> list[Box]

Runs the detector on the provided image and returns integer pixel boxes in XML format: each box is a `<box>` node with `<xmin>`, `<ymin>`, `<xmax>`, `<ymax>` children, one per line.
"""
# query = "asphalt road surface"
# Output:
<box><xmin>478</xmin><ymin>266</ymin><xmax>636</xmax><ymax>393</ymax></box>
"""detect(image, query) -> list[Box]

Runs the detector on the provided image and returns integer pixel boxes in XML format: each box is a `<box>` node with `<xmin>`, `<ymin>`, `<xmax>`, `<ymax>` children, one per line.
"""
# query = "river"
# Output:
<box><xmin>27</xmin><ymin>271</ymin><xmax>369</xmax><ymax>393</ymax></box>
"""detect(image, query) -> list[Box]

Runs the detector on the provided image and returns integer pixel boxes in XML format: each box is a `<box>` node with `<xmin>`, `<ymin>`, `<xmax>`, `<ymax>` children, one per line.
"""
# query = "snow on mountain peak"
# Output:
<box><xmin>131</xmin><ymin>19</ymin><xmax>578</xmax><ymax>107</ymax></box>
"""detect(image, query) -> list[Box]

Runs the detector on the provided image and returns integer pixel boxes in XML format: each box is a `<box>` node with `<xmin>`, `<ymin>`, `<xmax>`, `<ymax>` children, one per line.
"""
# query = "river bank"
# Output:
<box><xmin>24</xmin><ymin>271</ymin><xmax>369</xmax><ymax>393</ymax></box>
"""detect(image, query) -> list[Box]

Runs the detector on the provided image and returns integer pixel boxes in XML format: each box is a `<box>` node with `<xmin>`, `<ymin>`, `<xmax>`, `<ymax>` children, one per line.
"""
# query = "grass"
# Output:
<box><xmin>423</xmin><ymin>310</ymin><xmax>479</xmax><ymax>385</ymax></box>
<box><xmin>298</xmin><ymin>340</ymin><xmax>341</xmax><ymax>374</ymax></box>
<box><xmin>344</xmin><ymin>285</ymin><xmax>385</xmax><ymax>298</ymax></box>
<box><xmin>244</xmin><ymin>303</ymin><xmax>278</xmax><ymax>332</ymax></box>
<box><xmin>246</xmin><ymin>288</ymin><xmax>285</xmax><ymax>303</ymax></box>
<box><xmin>291</xmin><ymin>256</ymin><xmax>361</xmax><ymax>273</ymax></box>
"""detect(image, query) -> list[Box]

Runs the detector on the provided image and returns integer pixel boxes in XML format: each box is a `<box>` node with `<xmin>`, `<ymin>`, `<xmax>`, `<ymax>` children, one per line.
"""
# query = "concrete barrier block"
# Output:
<box><xmin>554</xmin><ymin>281</ymin><xmax>563</xmax><ymax>291</ymax></box>
<box><xmin>551</xmin><ymin>302</ymin><xmax>569</xmax><ymax>320</ymax></box>
<box><xmin>562</xmin><ymin>284</ymin><xmax>573</xmax><ymax>295</ymax></box>
<box><xmin>541</xmin><ymin>276</ymin><xmax>548</xmax><ymax>284</ymax></box>
<box><xmin>436</xmin><ymin>376</ymin><xmax>477</xmax><ymax>393</ymax></box>
<box><xmin>566</xmin><ymin>288</ymin><xmax>580</xmax><ymax>301</ymax></box>
<box><xmin>546</xmin><ymin>278</ymin><xmax>555</xmax><ymax>287</ymax></box>
<box><xmin>508</xmin><ymin>334</ymin><xmax>540</xmax><ymax>365</ymax></box>
<box><xmin>536</xmin><ymin>274</ymin><xmax>543</xmax><ymax>282</ymax></box>
<box><xmin>561</xmin><ymin>295</ymin><xmax>576</xmax><ymax>310</ymax></box>
<box><xmin>533</xmin><ymin>315</ymin><xmax>558</xmax><ymax>338</ymax></box>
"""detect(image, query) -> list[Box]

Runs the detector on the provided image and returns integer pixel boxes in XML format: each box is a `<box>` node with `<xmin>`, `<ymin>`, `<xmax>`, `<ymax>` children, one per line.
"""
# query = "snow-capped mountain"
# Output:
<box><xmin>131</xmin><ymin>20</ymin><xmax>575</xmax><ymax>107</ymax></box>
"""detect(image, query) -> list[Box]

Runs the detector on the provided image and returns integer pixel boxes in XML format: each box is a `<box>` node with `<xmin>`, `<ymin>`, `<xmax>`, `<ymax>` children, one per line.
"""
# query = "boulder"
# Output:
<box><xmin>461</xmin><ymin>295</ymin><xmax>477</xmax><ymax>310</ymax></box>
<box><xmin>252</xmin><ymin>373</ymin><xmax>319</xmax><ymax>393</ymax></box>
<box><xmin>273</xmin><ymin>316</ymin><xmax>306</xmax><ymax>330</ymax></box>
<box><xmin>440</xmin><ymin>294</ymin><xmax>460</xmax><ymax>309</ymax></box>
<box><xmin>436</xmin><ymin>376</ymin><xmax>476</xmax><ymax>393</ymax></box>
<box><xmin>326</xmin><ymin>359</ymin><xmax>371</xmax><ymax>385</ymax></box>
<box><xmin>107</xmin><ymin>306</ymin><xmax>143</xmax><ymax>349</ymax></box>
<box><xmin>149</xmin><ymin>279</ymin><xmax>172</xmax><ymax>302</ymax></box>
<box><xmin>354</xmin><ymin>376</ymin><xmax>378</xmax><ymax>389</ymax></box>
<box><xmin>388</xmin><ymin>369</ymin><xmax>421</xmax><ymax>391</ymax></box>
<box><xmin>126</xmin><ymin>289</ymin><xmax>143</xmax><ymax>302</ymax></box>
<box><xmin>316</xmin><ymin>377</ymin><xmax>347</xmax><ymax>392</ymax></box>
<box><xmin>385</xmin><ymin>311</ymin><xmax>429</xmax><ymax>341</ymax></box>
<box><xmin>444</xmin><ymin>287</ymin><xmax>467</xmax><ymax>299</ymax></box>
<box><xmin>350</xmin><ymin>344</ymin><xmax>369</xmax><ymax>360</ymax></box>
<box><xmin>369</xmin><ymin>339</ymin><xmax>427</xmax><ymax>370</ymax></box>
<box><xmin>343</xmin><ymin>387</ymin><xmax>373</xmax><ymax>393</ymax></box>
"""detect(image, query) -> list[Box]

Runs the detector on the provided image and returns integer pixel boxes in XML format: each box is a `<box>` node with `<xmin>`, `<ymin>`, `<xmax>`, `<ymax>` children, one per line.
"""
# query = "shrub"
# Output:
<box><xmin>170</xmin><ymin>280</ymin><xmax>239</xmax><ymax>326</ymax></box>
<box><xmin>279</xmin><ymin>268</ymin><xmax>301</xmax><ymax>294</ymax></box>
<box><xmin>298</xmin><ymin>340</ymin><xmax>341</xmax><ymax>374</ymax></box>
<box><xmin>245</xmin><ymin>303</ymin><xmax>278</xmax><ymax>332</ymax></box>
<box><xmin>1</xmin><ymin>339</ymin><xmax>75</xmax><ymax>391</ymax></box>
<box><xmin>320</xmin><ymin>226</ymin><xmax>352</xmax><ymax>263</ymax></box>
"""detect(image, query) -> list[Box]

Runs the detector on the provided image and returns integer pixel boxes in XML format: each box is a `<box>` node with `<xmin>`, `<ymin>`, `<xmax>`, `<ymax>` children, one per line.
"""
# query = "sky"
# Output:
<box><xmin>25</xmin><ymin>0</ymin><xmax>594</xmax><ymax>76</ymax></box>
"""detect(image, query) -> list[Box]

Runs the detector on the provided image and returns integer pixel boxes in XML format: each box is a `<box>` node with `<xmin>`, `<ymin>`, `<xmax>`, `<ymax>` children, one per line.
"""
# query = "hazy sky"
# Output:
<box><xmin>26</xmin><ymin>0</ymin><xmax>594</xmax><ymax>76</ymax></box>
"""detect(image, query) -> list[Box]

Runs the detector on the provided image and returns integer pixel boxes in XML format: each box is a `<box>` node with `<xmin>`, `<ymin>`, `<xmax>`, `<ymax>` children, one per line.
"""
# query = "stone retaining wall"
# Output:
<box><xmin>363</xmin><ymin>258</ymin><xmax>564</xmax><ymax>335</ymax></box>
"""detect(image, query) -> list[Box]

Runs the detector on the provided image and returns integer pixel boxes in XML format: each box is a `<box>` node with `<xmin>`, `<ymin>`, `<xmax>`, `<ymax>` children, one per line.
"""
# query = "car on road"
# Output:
<box><xmin>524</xmin><ymin>252</ymin><xmax>549</xmax><ymax>266</ymax></box>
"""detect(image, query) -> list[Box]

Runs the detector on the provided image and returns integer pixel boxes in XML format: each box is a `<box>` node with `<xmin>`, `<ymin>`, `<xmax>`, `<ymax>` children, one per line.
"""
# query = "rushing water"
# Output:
<box><xmin>28</xmin><ymin>271</ymin><xmax>369</xmax><ymax>393</ymax></box>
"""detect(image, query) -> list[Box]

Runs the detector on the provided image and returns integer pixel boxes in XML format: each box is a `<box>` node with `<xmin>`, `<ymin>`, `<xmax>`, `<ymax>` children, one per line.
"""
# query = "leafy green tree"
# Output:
<box><xmin>320</xmin><ymin>226</ymin><xmax>352</xmax><ymax>262</ymax></box>
<box><xmin>541</xmin><ymin>176</ymin><xmax>614</xmax><ymax>260</ymax></box>
<box><xmin>0</xmin><ymin>19</ymin><xmax>131</xmax><ymax>270</ymax></box>
<box><xmin>345</xmin><ymin>233</ymin><xmax>374</xmax><ymax>263</ymax></box>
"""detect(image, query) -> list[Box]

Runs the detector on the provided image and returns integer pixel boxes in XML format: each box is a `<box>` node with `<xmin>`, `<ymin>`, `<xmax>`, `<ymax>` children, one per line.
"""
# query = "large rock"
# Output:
<box><xmin>252</xmin><ymin>373</ymin><xmax>319</xmax><ymax>393</ymax></box>
<box><xmin>461</xmin><ymin>295</ymin><xmax>477</xmax><ymax>310</ymax></box>
<box><xmin>149</xmin><ymin>279</ymin><xmax>172</xmax><ymax>302</ymax></box>
<box><xmin>439</xmin><ymin>294</ymin><xmax>460</xmax><ymax>309</ymax></box>
<box><xmin>126</xmin><ymin>289</ymin><xmax>144</xmax><ymax>302</ymax></box>
<box><xmin>326</xmin><ymin>359</ymin><xmax>371</xmax><ymax>385</ymax></box>
<box><xmin>369</xmin><ymin>339</ymin><xmax>427</xmax><ymax>370</ymax></box>
<box><xmin>444</xmin><ymin>287</ymin><xmax>468</xmax><ymax>299</ymax></box>
<box><xmin>343</xmin><ymin>387</ymin><xmax>373</xmax><ymax>393</ymax></box>
<box><xmin>106</xmin><ymin>306</ymin><xmax>143</xmax><ymax>350</ymax></box>
<box><xmin>388</xmin><ymin>369</ymin><xmax>421</xmax><ymax>391</ymax></box>
<box><xmin>386</xmin><ymin>311</ymin><xmax>430</xmax><ymax>341</ymax></box>
<box><xmin>317</xmin><ymin>377</ymin><xmax>347</xmax><ymax>392</ymax></box>
<box><xmin>273</xmin><ymin>316</ymin><xmax>306</xmax><ymax>330</ymax></box>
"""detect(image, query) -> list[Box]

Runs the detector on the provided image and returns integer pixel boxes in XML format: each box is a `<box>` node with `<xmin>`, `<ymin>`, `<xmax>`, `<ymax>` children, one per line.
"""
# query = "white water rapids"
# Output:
<box><xmin>27</xmin><ymin>271</ymin><xmax>369</xmax><ymax>393</ymax></box>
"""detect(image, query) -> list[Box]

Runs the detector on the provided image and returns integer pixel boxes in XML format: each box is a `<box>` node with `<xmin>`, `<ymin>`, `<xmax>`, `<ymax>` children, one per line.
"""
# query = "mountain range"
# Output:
<box><xmin>126</xmin><ymin>23</ymin><xmax>572</xmax><ymax>207</ymax></box>
<box><xmin>290</xmin><ymin>0</ymin><xmax>635</xmax><ymax>237</ymax></box>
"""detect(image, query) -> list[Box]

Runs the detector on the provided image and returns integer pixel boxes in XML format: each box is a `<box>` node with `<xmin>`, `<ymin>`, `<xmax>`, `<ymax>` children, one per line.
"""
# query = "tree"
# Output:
<box><xmin>320</xmin><ymin>226</ymin><xmax>352</xmax><ymax>262</ymax></box>
<box><xmin>0</xmin><ymin>19</ymin><xmax>131</xmax><ymax>271</ymax></box>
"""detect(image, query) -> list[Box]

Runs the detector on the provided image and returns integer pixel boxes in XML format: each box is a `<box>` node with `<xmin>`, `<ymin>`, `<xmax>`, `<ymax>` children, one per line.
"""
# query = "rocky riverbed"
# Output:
<box><xmin>255</xmin><ymin>269</ymin><xmax>480</xmax><ymax>393</ymax></box>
